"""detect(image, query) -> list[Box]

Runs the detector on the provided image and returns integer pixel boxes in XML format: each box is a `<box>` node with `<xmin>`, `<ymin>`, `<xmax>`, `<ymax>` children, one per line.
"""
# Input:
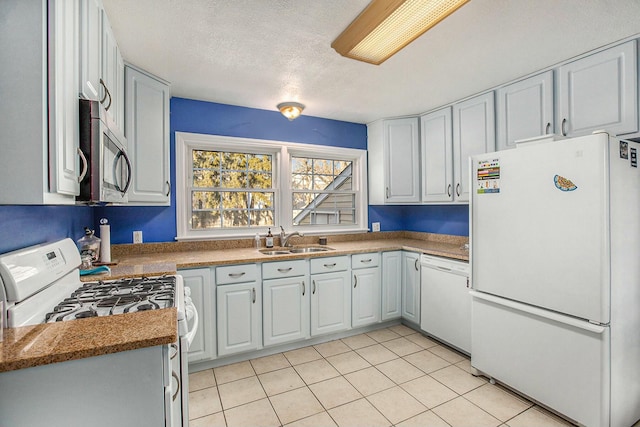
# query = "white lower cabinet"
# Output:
<box><xmin>381</xmin><ymin>251</ymin><xmax>402</xmax><ymax>321</ymax></box>
<box><xmin>310</xmin><ymin>256</ymin><xmax>351</xmax><ymax>336</ymax></box>
<box><xmin>262</xmin><ymin>260</ymin><xmax>310</xmax><ymax>347</ymax></box>
<box><xmin>216</xmin><ymin>264</ymin><xmax>261</xmax><ymax>357</ymax></box>
<box><xmin>401</xmin><ymin>251</ymin><xmax>421</xmax><ymax>324</ymax></box>
<box><xmin>180</xmin><ymin>268</ymin><xmax>215</xmax><ymax>363</ymax></box>
<box><xmin>351</xmin><ymin>253</ymin><xmax>381</xmax><ymax>328</ymax></box>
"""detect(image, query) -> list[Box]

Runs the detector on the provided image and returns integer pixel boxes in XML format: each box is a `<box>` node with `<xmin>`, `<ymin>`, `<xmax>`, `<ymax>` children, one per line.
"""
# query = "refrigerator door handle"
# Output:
<box><xmin>470</xmin><ymin>291</ymin><xmax>606</xmax><ymax>334</ymax></box>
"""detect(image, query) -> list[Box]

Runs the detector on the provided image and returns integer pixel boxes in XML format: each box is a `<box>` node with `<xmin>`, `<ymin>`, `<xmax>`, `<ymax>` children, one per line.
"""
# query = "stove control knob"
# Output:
<box><xmin>185</xmin><ymin>296</ymin><xmax>193</xmax><ymax>305</ymax></box>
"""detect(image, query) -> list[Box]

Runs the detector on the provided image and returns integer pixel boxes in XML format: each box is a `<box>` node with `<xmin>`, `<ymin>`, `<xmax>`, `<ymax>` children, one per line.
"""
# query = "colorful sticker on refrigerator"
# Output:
<box><xmin>631</xmin><ymin>147</ymin><xmax>637</xmax><ymax>168</ymax></box>
<box><xmin>620</xmin><ymin>141</ymin><xmax>629</xmax><ymax>160</ymax></box>
<box><xmin>553</xmin><ymin>175</ymin><xmax>577</xmax><ymax>191</ymax></box>
<box><xmin>477</xmin><ymin>159</ymin><xmax>500</xmax><ymax>194</ymax></box>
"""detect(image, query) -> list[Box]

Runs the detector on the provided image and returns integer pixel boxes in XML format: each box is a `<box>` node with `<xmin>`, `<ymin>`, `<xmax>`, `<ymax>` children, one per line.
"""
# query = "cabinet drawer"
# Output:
<box><xmin>216</xmin><ymin>264</ymin><xmax>258</xmax><ymax>285</ymax></box>
<box><xmin>310</xmin><ymin>256</ymin><xmax>349</xmax><ymax>274</ymax></box>
<box><xmin>262</xmin><ymin>259</ymin><xmax>307</xmax><ymax>279</ymax></box>
<box><xmin>351</xmin><ymin>252</ymin><xmax>379</xmax><ymax>269</ymax></box>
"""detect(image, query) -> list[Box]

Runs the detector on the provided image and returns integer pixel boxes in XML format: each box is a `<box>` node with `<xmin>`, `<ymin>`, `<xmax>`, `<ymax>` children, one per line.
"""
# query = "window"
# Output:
<box><xmin>191</xmin><ymin>150</ymin><xmax>274</xmax><ymax>229</ymax></box>
<box><xmin>176</xmin><ymin>132</ymin><xmax>367</xmax><ymax>240</ymax></box>
<box><xmin>291</xmin><ymin>157</ymin><xmax>355</xmax><ymax>226</ymax></box>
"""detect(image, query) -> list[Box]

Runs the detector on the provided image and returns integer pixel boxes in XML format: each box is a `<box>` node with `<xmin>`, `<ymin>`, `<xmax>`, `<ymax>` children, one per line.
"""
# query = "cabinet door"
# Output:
<box><xmin>384</xmin><ymin>118</ymin><xmax>420</xmax><ymax>203</ymax></box>
<box><xmin>381</xmin><ymin>251</ymin><xmax>402</xmax><ymax>321</ymax></box>
<box><xmin>352</xmin><ymin>267</ymin><xmax>381</xmax><ymax>328</ymax></box>
<box><xmin>100</xmin><ymin>13</ymin><xmax>124</xmax><ymax>136</ymax></box>
<box><xmin>453</xmin><ymin>92</ymin><xmax>496</xmax><ymax>202</ymax></box>
<box><xmin>311</xmin><ymin>271</ymin><xmax>351</xmax><ymax>336</ymax></box>
<box><xmin>421</xmin><ymin>265</ymin><xmax>471</xmax><ymax>353</ymax></box>
<box><xmin>180</xmin><ymin>268</ymin><xmax>215</xmax><ymax>363</ymax></box>
<box><xmin>78</xmin><ymin>0</ymin><xmax>102</xmax><ymax>101</ymax></box>
<box><xmin>558</xmin><ymin>40</ymin><xmax>637</xmax><ymax>137</ymax></box>
<box><xmin>421</xmin><ymin>107</ymin><xmax>453</xmax><ymax>202</ymax></box>
<box><xmin>496</xmin><ymin>71</ymin><xmax>554</xmax><ymax>150</ymax></box>
<box><xmin>401</xmin><ymin>252</ymin><xmax>420</xmax><ymax>324</ymax></box>
<box><xmin>217</xmin><ymin>282</ymin><xmax>261</xmax><ymax>356</ymax></box>
<box><xmin>263</xmin><ymin>275</ymin><xmax>310</xmax><ymax>347</ymax></box>
<box><xmin>48</xmin><ymin>0</ymin><xmax>81</xmax><ymax>197</ymax></box>
<box><xmin>125</xmin><ymin>65</ymin><xmax>171</xmax><ymax>205</ymax></box>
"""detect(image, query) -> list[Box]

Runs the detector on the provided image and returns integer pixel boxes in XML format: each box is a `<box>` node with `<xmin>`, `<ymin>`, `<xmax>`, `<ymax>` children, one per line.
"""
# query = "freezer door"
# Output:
<box><xmin>471</xmin><ymin>133</ymin><xmax>610</xmax><ymax>323</ymax></box>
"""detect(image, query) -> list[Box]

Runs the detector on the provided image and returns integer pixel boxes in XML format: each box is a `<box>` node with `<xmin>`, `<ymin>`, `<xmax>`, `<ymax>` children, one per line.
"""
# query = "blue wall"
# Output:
<box><xmin>0</xmin><ymin>205</ymin><xmax>93</xmax><ymax>254</ymax></box>
<box><xmin>0</xmin><ymin>97</ymin><xmax>469</xmax><ymax>253</ymax></box>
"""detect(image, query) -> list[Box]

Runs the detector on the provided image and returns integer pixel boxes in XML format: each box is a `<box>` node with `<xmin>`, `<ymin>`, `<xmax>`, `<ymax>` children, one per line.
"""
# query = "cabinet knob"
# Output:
<box><xmin>277</xmin><ymin>267</ymin><xmax>293</xmax><ymax>273</ymax></box>
<box><xmin>252</xmin><ymin>287</ymin><xmax>256</xmax><ymax>303</ymax></box>
<box><xmin>302</xmin><ymin>281</ymin><xmax>305</xmax><ymax>296</ymax></box>
<box><xmin>386</xmin><ymin>187</ymin><xmax>390</xmax><ymax>199</ymax></box>
<box><xmin>165</xmin><ymin>181</ymin><xmax>171</xmax><ymax>197</ymax></box>
<box><xmin>561</xmin><ymin>118</ymin><xmax>567</xmax><ymax>137</ymax></box>
<box><xmin>228</xmin><ymin>272</ymin><xmax>246</xmax><ymax>278</ymax></box>
<box><xmin>312</xmin><ymin>280</ymin><xmax>316</xmax><ymax>294</ymax></box>
<box><xmin>353</xmin><ymin>275</ymin><xmax>358</xmax><ymax>288</ymax></box>
<box><xmin>414</xmin><ymin>258</ymin><xmax>419</xmax><ymax>271</ymax></box>
<box><xmin>456</xmin><ymin>183</ymin><xmax>461</xmax><ymax>197</ymax></box>
<box><xmin>545</xmin><ymin>122</ymin><xmax>552</xmax><ymax>135</ymax></box>
<box><xmin>447</xmin><ymin>184</ymin><xmax>452</xmax><ymax>197</ymax></box>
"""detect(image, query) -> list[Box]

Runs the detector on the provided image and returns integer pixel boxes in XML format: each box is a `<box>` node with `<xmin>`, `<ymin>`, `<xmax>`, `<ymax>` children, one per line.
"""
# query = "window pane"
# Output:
<box><xmin>221</xmin><ymin>192</ymin><xmax>248</xmax><ymax>209</ymax></box>
<box><xmin>191</xmin><ymin>211</ymin><xmax>221</xmax><ymax>229</ymax></box>
<box><xmin>249</xmin><ymin>192</ymin><xmax>273</xmax><ymax>209</ymax></box>
<box><xmin>333</xmin><ymin>160</ymin><xmax>351</xmax><ymax>175</ymax></box>
<box><xmin>223</xmin><ymin>210</ymin><xmax>248</xmax><ymax>227</ymax></box>
<box><xmin>248</xmin><ymin>172</ymin><xmax>272</xmax><ymax>189</ymax></box>
<box><xmin>248</xmin><ymin>154</ymin><xmax>272</xmax><ymax>171</ymax></box>
<box><xmin>192</xmin><ymin>191</ymin><xmax>220</xmax><ymax>210</ymax></box>
<box><xmin>193</xmin><ymin>170</ymin><xmax>220</xmax><ymax>188</ymax></box>
<box><xmin>292</xmin><ymin>192</ymin><xmax>355</xmax><ymax>226</ymax></box>
<box><xmin>250</xmin><ymin>210</ymin><xmax>274</xmax><ymax>226</ymax></box>
<box><xmin>222</xmin><ymin>152</ymin><xmax>247</xmax><ymax>170</ymax></box>
<box><xmin>193</xmin><ymin>150</ymin><xmax>220</xmax><ymax>169</ymax></box>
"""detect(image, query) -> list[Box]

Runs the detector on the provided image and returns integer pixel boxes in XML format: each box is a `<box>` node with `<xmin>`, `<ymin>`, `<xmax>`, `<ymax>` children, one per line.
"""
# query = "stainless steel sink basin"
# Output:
<box><xmin>259</xmin><ymin>249</ymin><xmax>291</xmax><ymax>255</ymax></box>
<box><xmin>288</xmin><ymin>247</ymin><xmax>331</xmax><ymax>253</ymax></box>
<box><xmin>259</xmin><ymin>246</ymin><xmax>334</xmax><ymax>255</ymax></box>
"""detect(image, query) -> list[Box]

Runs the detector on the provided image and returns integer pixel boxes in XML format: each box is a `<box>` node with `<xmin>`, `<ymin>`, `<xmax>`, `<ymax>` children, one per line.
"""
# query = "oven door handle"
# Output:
<box><xmin>185</xmin><ymin>300</ymin><xmax>199</xmax><ymax>348</ymax></box>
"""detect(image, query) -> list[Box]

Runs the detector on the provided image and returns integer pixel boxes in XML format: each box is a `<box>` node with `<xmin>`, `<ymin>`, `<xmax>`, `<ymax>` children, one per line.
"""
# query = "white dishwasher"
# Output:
<box><xmin>420</xmin><ymin>254</ymin><xmax>471</xmax><ymax>354</ymax></box>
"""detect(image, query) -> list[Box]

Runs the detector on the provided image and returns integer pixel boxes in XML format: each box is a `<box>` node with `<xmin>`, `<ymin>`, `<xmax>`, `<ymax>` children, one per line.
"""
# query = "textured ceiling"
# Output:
<box><xmin>103</xmin><ymin>0</ymin><xmax>640</xmax><ymax>124</ymax></box>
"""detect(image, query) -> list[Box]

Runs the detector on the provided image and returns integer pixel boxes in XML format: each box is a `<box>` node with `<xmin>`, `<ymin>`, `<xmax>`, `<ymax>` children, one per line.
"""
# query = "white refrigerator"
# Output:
<box><xmin>470</xmin><ymin>132</ymin><xmax>640</xmax><ymax>427</ymax></box>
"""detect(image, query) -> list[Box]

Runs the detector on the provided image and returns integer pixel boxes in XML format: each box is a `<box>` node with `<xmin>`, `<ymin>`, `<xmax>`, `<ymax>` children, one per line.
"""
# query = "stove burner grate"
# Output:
<box><xmin>44</xmin><ymin>275</ymin><xmax>176</xmax><ymax>322</ymax></box>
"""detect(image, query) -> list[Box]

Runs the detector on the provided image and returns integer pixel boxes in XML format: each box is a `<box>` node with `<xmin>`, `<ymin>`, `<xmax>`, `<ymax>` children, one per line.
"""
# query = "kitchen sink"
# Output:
<box><xmin>259</xmin><ymin>246</ymin><xmax>334</xmax><ymax>255</ymax></box>
<box><xmin>288</xmin><ymin>247</ymin><xmax>331</xmax><ymax>253</ymax></box>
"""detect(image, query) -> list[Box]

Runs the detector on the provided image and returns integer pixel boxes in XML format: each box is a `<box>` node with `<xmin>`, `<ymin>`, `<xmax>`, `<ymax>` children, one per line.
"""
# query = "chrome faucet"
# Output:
<box><xmin>280</xmin><ymin>226</ymin><xmax>304</xmax><ymax>247</ymax></box>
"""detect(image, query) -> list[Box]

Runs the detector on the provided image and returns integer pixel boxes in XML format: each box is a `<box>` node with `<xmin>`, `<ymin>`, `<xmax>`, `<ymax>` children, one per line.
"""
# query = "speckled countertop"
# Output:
<box><xmin>0</xmin><ymin>309</ymin><xmax>177</xmax><ymax>373</ymax></box>
<box><xmin>97</xmin><ymin>231</ymin><xmax>469</xmax><ymax>280</ymax></box>
<box><xmin>1</xmin><ymin>231</ymin><xmax>467</xmax><ymax>373</ymax></box>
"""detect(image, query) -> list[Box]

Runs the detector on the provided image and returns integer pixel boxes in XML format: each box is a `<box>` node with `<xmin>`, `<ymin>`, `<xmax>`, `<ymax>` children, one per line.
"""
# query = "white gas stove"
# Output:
<box><xmin>0</xmin><ymin>238</ymin><xmax>196</xmax><ymax>427</ymax></box>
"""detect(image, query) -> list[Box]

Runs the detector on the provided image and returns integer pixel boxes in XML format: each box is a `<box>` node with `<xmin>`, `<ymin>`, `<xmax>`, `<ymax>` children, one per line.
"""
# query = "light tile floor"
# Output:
<box><xmin>188</xmin><ymin>325</ymin><xmax>577</xmax><ymax>427</ymax></box>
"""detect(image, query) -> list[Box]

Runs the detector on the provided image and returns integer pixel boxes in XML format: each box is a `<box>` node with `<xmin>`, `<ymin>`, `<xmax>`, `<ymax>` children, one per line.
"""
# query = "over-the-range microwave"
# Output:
<box><xmin>77</xmin><ymin>99</ymin><xmax>131</xmax><ymax>204</ymax></box>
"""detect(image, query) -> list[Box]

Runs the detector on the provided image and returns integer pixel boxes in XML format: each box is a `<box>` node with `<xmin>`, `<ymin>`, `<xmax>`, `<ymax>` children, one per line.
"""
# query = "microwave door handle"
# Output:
<box><xmin>120</xmin><ymin>150</ymin><xmax>132</xmax><ymax>195</ymax></box>
<box><xmin>113</xmin><ymin>150</ymin><xmax>124</xmax><ymax>192</ymax></box>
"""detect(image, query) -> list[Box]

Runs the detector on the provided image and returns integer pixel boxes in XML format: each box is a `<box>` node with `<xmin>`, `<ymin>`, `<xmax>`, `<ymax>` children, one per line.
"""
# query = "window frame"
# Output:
<box><xmin>176</xmin><ymin>132</ymin><xmax>368</xmax><ymax>241</ymax></box>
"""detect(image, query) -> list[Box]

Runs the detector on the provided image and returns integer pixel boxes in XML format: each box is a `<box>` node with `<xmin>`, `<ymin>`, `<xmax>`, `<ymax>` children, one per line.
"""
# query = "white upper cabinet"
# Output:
<box><xmin>557</xmin><ymin>40</ymin><xmax>638</xmax><ymax>137</ymax></box>
<box><xmin>368</xmin><ymin>118</ymin><xmax>420</xmax><ymax>204</ymax></box>
<box><xmin>78</xmin><ymin>0</ymin><xmax>103</xmax><ymax>101</ymax></box>
<box><xmin>0</xmin><ymin>0</ymin><xmax>81</xmax><ymax>204</ymax></box>
<box><xmin>125</xmin><ymin>65</ymin><xmax>171</xmax><ymax>205</ymax></box>
<box><xmin>496</xmin><ymin>71</ymin><xmax>554</xmax><ymax>150</ymax></box>
<box><xmin>452</xmin><ymin>92</ymin><xmax>496</xmax><ymax>203</ymax></box>
<box><xmin>421</xmin><ymin>107</ymin><xmax>453</xmax><ymax>202</ymax></box>
<box><xmin>101</xmin><ymin>13</ymin><xmax>125</xmax><ymax>137</ymax></box>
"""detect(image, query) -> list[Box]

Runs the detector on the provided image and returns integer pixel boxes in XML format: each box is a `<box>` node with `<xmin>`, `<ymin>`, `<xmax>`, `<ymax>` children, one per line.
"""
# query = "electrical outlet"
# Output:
<box><xmin>372</xmin><ymin>222</ymin><xmax>381</xmax><ymax>232</ymax></box>
<box><xmin>133</xmin><ymin>231</ymin><xmax>143</xmax><ymax>244</ymax></box>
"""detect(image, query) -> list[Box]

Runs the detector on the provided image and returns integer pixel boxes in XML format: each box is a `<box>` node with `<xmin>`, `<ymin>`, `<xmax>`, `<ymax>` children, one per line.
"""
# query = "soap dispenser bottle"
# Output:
<box><xmin>265</xmin><ymin>228</ymin><xmax>274</xmax><ymax>248</ymax></box>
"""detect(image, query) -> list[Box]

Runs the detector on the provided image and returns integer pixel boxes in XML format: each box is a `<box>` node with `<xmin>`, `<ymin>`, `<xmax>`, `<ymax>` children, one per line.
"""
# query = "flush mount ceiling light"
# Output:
<box><xmin>277</xmin><ymin>102</ymin><xmax>305</xmax><ymax>121</ymax></box>
<box><xmin>331</xmin><ymin>0</ymin><xmax>469</xmax><ymax>65</ymax></box>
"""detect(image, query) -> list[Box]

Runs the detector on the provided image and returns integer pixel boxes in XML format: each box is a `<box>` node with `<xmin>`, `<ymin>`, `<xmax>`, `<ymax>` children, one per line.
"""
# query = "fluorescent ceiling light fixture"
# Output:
<box><xmin>331</xmin><ymin>0</ymin><xmax>469</xmax><ymax>65</ymax></box>
<box><xmin>277</xmin><ymin>102</ymin><xmax>305</xmax><ymax>121</ymax></box>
